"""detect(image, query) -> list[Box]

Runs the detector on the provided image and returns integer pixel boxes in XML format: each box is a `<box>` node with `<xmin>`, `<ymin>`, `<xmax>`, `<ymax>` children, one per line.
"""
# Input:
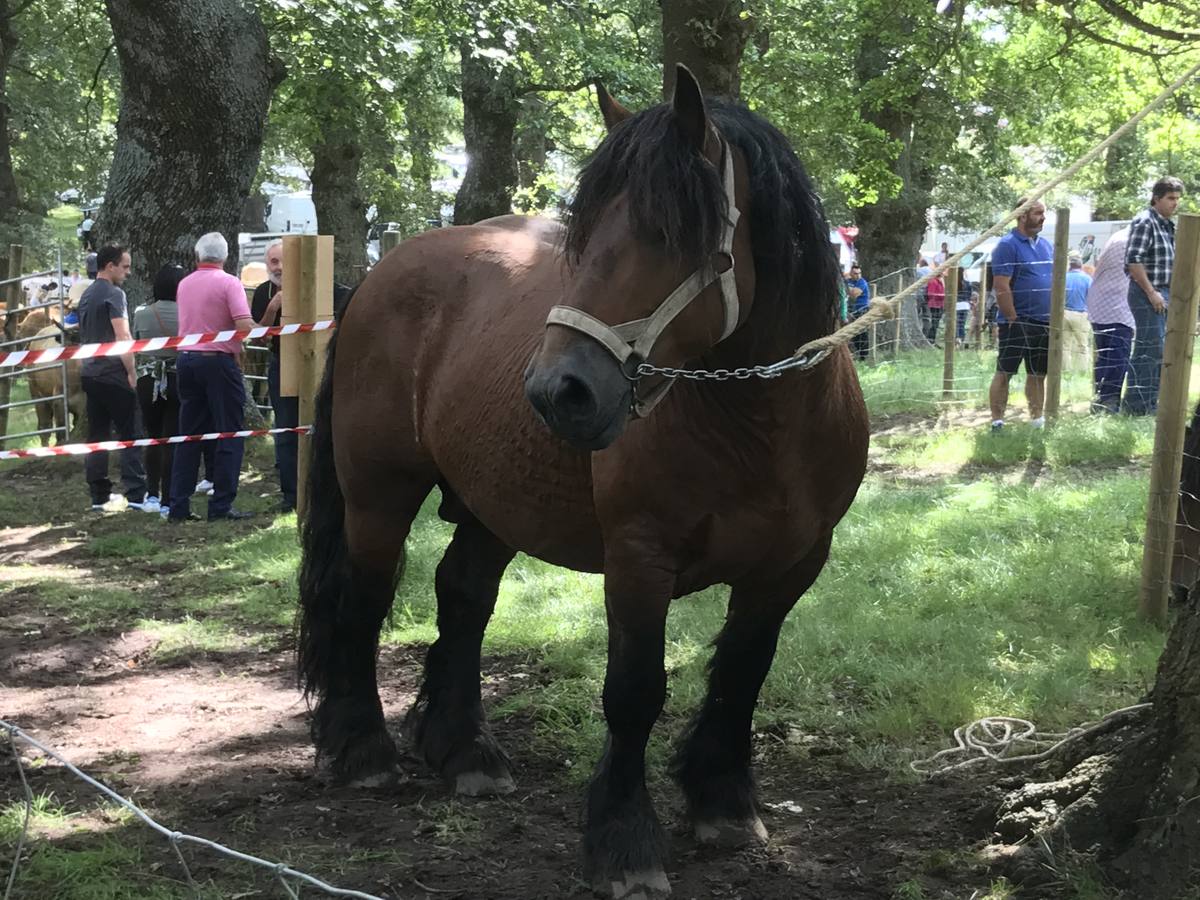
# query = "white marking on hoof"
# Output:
<box><xmin>694</xmin><ymin>816</ymin><xmax>769</xmax><ymax>846</ymax></box>
<box><xmin>454</xmin><ymin>771</ymin><xmax>515</xmax><ymax>796</ymax></box>
<box><xmin>349</xmin><ymin>768</ymin><xmax>404</xmax><ymax>789</ymax></box>
<box><xmin>610</xmin><ymin>868</ymin><xmax>670</xmax><ymax>899</ymax></box>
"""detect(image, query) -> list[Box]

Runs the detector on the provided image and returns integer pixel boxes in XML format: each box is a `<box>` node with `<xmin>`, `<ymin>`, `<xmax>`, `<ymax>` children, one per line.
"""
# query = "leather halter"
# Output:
<box><xmin>545</xmin><ymin>138</ymin><xmax>742</xmax><ymax>418</ymax></box>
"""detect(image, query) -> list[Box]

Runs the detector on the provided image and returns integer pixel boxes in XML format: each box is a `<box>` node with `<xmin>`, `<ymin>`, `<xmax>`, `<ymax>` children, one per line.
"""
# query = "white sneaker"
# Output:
<box><xmin>159</xmin><ymin>505</ymin><xmax>170</xmax><ymax>520</ymax></box>
<box><xmin>127</xmin><ymin>496</ymin><xmax>160</xmax><ymax>513</ymax></box>
<box><xmin>1030</xmin><ymin>416</ymin><xmax>1046</xmax><ymax>429</ymax></box>
<box><xmin>90</xmin><ymin>493</ymin><xmax>121</xmax><ymax>512</ymax></box>
<box><xmin>195</xmin><ymin>479</ymin><xmax>214</xmax><ymax>495</ymax></box>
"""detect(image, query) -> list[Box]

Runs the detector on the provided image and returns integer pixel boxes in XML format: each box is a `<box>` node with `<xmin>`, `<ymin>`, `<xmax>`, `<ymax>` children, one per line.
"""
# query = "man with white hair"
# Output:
<box><xmin>168</xmin><ymin>231</ymin><xmax>256</xmax><ymax>521</ymax></box>
<box><xmin>250</xmin><ymin>240</ymin><xmax>297</xmax><ymax>512</ymax></box>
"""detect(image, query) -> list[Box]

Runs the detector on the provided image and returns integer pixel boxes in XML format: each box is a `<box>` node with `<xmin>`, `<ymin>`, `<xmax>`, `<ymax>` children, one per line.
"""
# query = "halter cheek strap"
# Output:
<box><xmin>545</xmin><ymin>138</ymin><xmax>742</xmax><ymax>418</ymax></box>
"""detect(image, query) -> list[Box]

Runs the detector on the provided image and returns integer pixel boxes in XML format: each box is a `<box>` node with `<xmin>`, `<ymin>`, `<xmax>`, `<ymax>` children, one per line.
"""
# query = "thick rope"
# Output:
<box><xmin>910</xmin><ymin>703</ymin><xmax>1151</xmax><ymax>776</ymax></box>
<box><xmin>796</xmin><ymin>55</ymin><xmax>1200</xmax><ymax>361</ymax></box>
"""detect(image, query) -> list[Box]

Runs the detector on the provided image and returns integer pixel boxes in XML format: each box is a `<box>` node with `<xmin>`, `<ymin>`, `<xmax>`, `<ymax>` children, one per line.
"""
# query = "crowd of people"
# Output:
<box><xmin>840</xmin><ymin>175</ymin><xmax>1186</xmax><ymax>429</ymax></box>
<box><xmin>76</xmin><ymin>235</ymin><xmax>295</xmax><ymax>520</ymax></box>
<box><xmin>987</xmin><ymin>176</ymin><xmax>1184</xmax><ymax>429</ymax></box>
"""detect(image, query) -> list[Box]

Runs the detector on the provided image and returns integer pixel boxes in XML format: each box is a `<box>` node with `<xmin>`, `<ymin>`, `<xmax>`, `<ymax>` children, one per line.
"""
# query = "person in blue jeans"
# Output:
<box><xmin>844</xmin><ymin>263</ymin><xmax>871</xmax><ymax>360</ymax></box>
<box><xmin>1122</xmin><ymin>176</ymin><xmax>1184</xmax><ymax>416</ymax></box>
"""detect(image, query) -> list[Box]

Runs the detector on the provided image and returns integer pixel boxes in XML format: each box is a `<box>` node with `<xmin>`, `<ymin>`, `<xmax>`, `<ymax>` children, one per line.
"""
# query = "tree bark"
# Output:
<box><xmin>452</xmin><ymin>42</ymin><xmax>519</xmax><ymax>226</ymax></box>
<box><xmin>311</xmin><ymin>137</ymin><xmax>366</xmax><ymax>285</ymax></box>
<box><xmin>850</xmin><ymin>36</ymin><xmax>937</xmax><ymax>352</ymax></box>
<box><xmin>660</xmin><ymin>0</ymin><xmax>751</xmax><ymax>99</ymax></box>
<box><xmin>992</xmin><ymin>592</ymin><xmax>1200</xmax><ymax>898</ymax></box>
<box><xmin>0</xmin><ymin>1</ymin><xmax>24</xmax><ymax>226</ymax></box>
<box><xmin>100</xmin><ymin>0</ymin><xmax>277</xmax><ymax>305</ymax></box>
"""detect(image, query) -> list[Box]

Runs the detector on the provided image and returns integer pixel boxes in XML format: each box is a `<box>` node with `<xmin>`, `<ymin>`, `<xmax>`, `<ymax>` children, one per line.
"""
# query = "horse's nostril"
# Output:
<box><xmin>553</xmin><ymin>374</ymin><xmax>595</xmax><ymax>418</ymax></box>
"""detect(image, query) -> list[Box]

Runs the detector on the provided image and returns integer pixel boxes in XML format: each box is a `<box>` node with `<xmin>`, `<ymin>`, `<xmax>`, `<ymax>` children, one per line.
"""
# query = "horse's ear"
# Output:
<box><xmin>594</xmin><ymin>81</ymin><xmax>632</xmax><ymax>131</ymax></box>
<box><xmin>671</xmin><ymin>64</ymin><xmax>707</xmax><ymax>149</ymax></box>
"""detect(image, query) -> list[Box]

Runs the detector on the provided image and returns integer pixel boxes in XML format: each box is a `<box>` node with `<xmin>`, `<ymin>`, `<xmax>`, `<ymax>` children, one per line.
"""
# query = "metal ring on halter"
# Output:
<box><xmin>620</xmin><ymin>350</ymin><xmax>646</xmax><ymax>381</ymax></box>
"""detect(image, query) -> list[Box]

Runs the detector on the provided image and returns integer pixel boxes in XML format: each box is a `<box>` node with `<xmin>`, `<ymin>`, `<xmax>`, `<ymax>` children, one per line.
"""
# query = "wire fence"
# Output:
<box><xmin>2</xmin><ymin>720</ymin><xmax>388</xmax><ymax>900</ymax></box>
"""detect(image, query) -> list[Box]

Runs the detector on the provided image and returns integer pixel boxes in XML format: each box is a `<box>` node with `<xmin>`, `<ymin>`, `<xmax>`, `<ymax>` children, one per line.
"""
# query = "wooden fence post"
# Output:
<box><xmin>1044</xmin><ymin>208</ymin><xmax>1070</xmax><ymax>420</ymax></box>
<box><xmin>382</xmin><ymin>230</ymin><xmax>400</xmax><ymax>258</ymax></box>
<box><xmin>1140</xmin><ymin>213</ymin><xmax>1200</xmax><ymax>625</ymax></box>
<box><xmin>892</xmin><ymin>273</ymin><xmax>904</xmax><ymax>359</ymax></box>
<box><xmin>280</xmin><ymin>234</ymin><xmax>333</xmax><ymax>522</ymax></box>
<box><xmin>942</xmin><ymin>265</ymin><xmax>958</xmax><ymax>401</ymax></box>
<box><xmin>0</xmin><ymin>244</ymin><xmax>26</xmax><ymax>442</ymax></box>
<box><xmin>973</xmin><ymin>262</ymin><xmax>989</xmax><ymax>349</ymax></box>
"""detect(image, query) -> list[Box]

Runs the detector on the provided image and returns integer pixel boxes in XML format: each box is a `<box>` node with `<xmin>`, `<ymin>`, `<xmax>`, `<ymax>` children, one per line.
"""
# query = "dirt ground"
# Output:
<box><xmin>0</xmin><ymin>456</ymin><xmax>1020</xmax><ymax>900</ymax></box>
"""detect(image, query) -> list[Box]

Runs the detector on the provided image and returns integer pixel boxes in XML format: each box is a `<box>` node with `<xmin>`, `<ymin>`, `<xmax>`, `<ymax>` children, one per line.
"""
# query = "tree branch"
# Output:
<box><xmin>82</xmin><ymin>41</ymin><xmax>115</xmax><ymax>141</ymax></box>
<box><xmin>519</xmin><ymin>77</ymin><xmax>593</xmax><ymax>95</ymax></box>
<box><xmin>1088</xmin><ymin>0</ymin><xmax>1200</xmax><ymax>42</ymax></box>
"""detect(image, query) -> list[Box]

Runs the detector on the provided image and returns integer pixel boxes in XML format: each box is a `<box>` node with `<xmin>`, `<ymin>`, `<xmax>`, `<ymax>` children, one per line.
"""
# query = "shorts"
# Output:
<box><xmin>996</xmin><ymin>319</ymin><xmax>1049</xmax><ymax>376</ymax></box>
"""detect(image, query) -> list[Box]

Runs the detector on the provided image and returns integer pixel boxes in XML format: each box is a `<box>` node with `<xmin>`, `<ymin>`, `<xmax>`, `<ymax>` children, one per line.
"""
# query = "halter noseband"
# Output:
<box><xmin>545</xmin><ymin>137</ymin><xmax>741</xmax><ymax>418</ymax></box>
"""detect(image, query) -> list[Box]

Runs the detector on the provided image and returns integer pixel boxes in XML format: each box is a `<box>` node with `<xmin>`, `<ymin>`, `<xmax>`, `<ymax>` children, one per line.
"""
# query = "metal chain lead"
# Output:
<box><xmin>635</xmin><ymin>348</ymin><xmax>831</xmax><ymax>381</ymax></box>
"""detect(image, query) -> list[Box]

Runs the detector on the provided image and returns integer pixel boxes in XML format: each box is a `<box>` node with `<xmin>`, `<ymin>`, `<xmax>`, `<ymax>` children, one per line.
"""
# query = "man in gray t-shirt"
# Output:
<box><xmin>79</xmin><ymin>278</ymin><xmax>130</xmax><ymax>387</ymax></box>
<box><xmin>76</xmin><ymin>245</ymin><xmax>151</xmax><ymax>512</ymax></box>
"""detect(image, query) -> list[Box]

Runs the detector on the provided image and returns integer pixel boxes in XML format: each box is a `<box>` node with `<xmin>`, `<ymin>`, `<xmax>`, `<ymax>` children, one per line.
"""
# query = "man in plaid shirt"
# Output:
<box><xmin>1123</xmin><ymin>176</ymin><xmax>1184</xmax><ymax>415</ymax></box>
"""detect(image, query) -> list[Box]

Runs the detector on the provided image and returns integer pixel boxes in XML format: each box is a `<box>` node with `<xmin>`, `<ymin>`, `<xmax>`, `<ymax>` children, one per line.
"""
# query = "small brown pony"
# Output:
<box><xmin>299</xmin><ymin>67</ymin><xmax>868</xmax><ymax>898</ymax></box>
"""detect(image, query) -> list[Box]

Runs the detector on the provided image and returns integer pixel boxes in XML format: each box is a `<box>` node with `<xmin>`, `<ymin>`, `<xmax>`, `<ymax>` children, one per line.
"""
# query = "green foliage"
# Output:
<box><xmin>6</xmin><ymin>0</ymin><xmax>118</xmax><ymax>210</ymax></box>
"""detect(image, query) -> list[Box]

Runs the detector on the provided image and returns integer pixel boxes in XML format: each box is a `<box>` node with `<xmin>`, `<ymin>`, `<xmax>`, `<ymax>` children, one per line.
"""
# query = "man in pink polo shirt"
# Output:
<box><xmin>168</xmin><ymin>232</ymin><xmax>257</xmax><ymax>521</ymax></box>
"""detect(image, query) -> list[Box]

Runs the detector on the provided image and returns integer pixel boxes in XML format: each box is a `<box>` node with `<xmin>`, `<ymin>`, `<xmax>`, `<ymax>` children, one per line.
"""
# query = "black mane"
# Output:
<box><xmin>564</xmin><ymin>98</ymin><xmax>840</xmax><ymax>329</ymax></box>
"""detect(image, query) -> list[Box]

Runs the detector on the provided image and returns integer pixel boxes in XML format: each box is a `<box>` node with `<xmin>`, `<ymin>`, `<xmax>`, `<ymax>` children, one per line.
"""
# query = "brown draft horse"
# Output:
<box><xmin>298</xmin><ymin>66</ymin><xmax>868</xmax><ymax>897</ymax></box>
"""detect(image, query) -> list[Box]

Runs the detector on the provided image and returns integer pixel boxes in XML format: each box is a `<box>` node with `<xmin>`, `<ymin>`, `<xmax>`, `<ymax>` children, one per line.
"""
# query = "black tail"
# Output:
<box><xmin>297</xmin><ymin>324</ymin><xmax>347</xmax><ymax>701</ymax></box>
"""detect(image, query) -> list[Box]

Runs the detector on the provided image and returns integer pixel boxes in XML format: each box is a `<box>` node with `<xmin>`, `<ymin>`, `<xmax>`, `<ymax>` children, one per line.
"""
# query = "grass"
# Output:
<box><xmin>857</xmin><ymin>347</ymin><xmax>1100</xmax><ymax>417</ymax></box>
<box><xmin>875</xmin><ymin>415</ymin><xmax>1156</xmax><ymax>469</ymax></box>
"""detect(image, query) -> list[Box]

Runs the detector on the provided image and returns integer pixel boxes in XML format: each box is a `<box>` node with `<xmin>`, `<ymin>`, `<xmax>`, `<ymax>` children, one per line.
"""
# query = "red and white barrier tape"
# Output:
<box><xmin>0</xmin><ymin>320</ymin><xmax>336</xmax><ymax>367</ymax></box>
<box><xmin>0</xmin><ymin>426</ymin><xmax>312</xmax><ymax>460</ymax></box>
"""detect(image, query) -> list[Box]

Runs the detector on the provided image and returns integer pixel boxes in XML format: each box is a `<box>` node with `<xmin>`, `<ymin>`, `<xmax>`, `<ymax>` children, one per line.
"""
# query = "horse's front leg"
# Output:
<box><xmin>671</xmin><ymin>533</ymin><xmax>832</xmax><ymax>845</ymax></box>
<box><xmin>584</xmin><ymin>545</ymin><xmax>673</xmax><ymax>899</ymax></box>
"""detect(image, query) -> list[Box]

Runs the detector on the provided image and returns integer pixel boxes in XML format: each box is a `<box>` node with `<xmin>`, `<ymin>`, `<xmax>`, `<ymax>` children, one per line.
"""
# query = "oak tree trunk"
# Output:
<box><xmin>851</xmin><ymin>39</ymin><xmax>935</xmax><ymax>352</ymax></box>
<box><xmin>100</xmin><ymin>0</ymin><xmax>278</xmax><ymax>305</ymax></box>
<box><xmin>453</xmin><ymin>42</ymin><xmax>519</xmax><ymax>226</ymax></box>
<box><xmin>311</xmin><ymin>138</ymin><xmax>366</xmax><ymax>285</ymax></box>
<box><xmin>994</xmin><ymin>593</ymin><xmax>1200</xmax><ymax>896</ymax></box>
<box><xmin>660</xmin><ymin>0</ymin><xmax>751</xmax><ymax>99</ymax></box>
<box><xmin>0</xmin><ymin>2</ymin><xmax>22</xmax><ymax>227</ymax></box>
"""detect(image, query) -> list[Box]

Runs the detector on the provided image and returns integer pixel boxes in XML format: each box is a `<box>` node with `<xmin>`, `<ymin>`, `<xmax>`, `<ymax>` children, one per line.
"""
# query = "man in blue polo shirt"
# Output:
<box><xmin>988</xmin><ymin>199</ymin><xmax>1053</xmax><ymax>431</ymax></box>
<box><xmin>845</xmin><ymin>263</ymin><xmax>871</xmax><ymax>360</ymax></box>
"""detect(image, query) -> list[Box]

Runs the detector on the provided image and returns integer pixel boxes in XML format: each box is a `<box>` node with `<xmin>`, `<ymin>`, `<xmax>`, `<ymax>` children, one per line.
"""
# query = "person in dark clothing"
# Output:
<box><xmin>249</xmin><ymin>240</ymin><xmax>297</xmax><ymax>512</ymax></box>
<box><xmin>133</xmin><ymin>265</ymin><xmax>187</xmax><ymax>516</ymax></box>
<box><xmin>77</xmin><ymin>244</ymin><xmax>151</xmax><ymax>512</ymax></box>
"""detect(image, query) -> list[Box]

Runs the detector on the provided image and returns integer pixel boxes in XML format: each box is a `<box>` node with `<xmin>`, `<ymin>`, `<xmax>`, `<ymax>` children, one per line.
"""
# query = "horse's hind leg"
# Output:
<box><xmin>671</xmin><ymin>533</ymin><xmax>833</xmax><ymax>845</ymax></box>
<box><xmin>309</xmin><ymin>483</ymin><xmax>432</xmax><ymax>784</ymax></box>
<box><xmin>404</xmin><ymin>506</ymin><xmax>516</xmax><ymax>795</ymax></box>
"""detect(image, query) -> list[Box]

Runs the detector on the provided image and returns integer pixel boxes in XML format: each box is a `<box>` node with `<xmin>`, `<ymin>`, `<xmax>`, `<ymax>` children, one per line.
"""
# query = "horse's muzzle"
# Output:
<box><xmin>524</xmin><ymin>342</ymin><xmax>632</xmax><ymax>451</ymax></box>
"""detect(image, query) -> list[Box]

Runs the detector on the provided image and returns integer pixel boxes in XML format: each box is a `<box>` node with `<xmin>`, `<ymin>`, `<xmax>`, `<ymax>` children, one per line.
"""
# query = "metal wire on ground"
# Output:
<box><xmin>1</xmin><ymin>720</ymin><xmax>387</xmax><ymax>900</ymax></box>
<box><xmin>909</xmin><ymin>703</ymin><xmax>1152</xmax><ymax>776</ymax></box>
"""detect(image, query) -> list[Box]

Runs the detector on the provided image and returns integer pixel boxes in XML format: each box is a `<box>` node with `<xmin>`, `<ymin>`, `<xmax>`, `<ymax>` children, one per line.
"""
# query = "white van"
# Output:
<box><xmin>264</xmin><ymin>192</ymin><xmax>317</xmax><ymax>235</ymax></box>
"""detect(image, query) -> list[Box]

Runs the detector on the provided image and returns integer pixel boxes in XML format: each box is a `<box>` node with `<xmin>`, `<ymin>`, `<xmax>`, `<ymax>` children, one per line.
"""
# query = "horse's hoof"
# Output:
<box><xmin>608</xmin><ymin>868</ymin><xmax>671</xmax><ymax>899</ymax></box>
<box><xmin>454</xmin><ymin>770</ymin><xmax>515</xmax><ymax>796</ymax></box>
<box><xmin>694</xmin><ymin>816</ymin><xmax>768</xmax><ymax>846</ymax></box>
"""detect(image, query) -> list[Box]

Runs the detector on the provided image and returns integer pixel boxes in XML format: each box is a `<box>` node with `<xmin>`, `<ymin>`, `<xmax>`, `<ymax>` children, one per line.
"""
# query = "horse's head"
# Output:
<box><xmin>524</xmin><ymin>65</ymin><xmax>756</xmax><ymax>450</ymax></box>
